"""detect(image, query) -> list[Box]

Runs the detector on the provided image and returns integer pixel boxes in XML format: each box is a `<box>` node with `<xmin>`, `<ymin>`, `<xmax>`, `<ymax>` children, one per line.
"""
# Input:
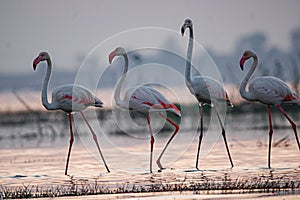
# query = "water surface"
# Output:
<box><xmin>0</xmin><ymin>110</ymin><xmax>299</xmax><ymax>198</ymax></box>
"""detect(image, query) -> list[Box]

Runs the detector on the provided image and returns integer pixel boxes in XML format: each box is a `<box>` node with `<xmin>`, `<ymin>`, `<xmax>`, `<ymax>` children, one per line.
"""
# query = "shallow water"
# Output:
<box><xmin>0</xmin><ymin>110</ymin><xmax>300</xmax><ymax>198</ymax></box>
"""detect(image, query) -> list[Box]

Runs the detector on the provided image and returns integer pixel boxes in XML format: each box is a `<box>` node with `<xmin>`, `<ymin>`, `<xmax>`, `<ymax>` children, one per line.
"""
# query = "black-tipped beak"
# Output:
<box><xmin>181</xmin><ymin>27</ymin><xmax>185</xmax><ymax>36</ymax></box>
<box><xmin>239</xmin><ymin>55</ymin><xmax>247</xmax><ymax>70</ymax></box>
<box><xmin>33</xmin><ymin>56</ymin><xmax>41</xmax><ymax>70</ymax></box>
<box><xmin>181</xmin><ymin>24</ymin><xmax>187</xmax><ymax>36</ymax></box>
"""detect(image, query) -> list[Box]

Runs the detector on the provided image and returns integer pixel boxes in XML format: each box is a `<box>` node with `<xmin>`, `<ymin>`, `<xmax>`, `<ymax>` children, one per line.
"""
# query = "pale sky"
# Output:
<box><xmin>1</xmin><ymin>0</ymin><xmax>300</xmax><ymax>74</ymax></box>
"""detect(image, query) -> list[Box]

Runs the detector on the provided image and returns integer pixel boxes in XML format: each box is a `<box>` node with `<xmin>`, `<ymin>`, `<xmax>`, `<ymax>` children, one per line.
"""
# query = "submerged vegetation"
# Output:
<box><xmin>0</xmin><ymin>102</ymin><xmax>299</xmax><ymax>144</ymax></box>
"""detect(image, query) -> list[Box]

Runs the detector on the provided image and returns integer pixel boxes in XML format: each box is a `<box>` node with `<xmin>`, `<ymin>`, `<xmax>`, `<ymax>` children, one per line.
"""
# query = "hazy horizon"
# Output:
<box><xmin>1</xmin><ymin>0</ymin><xmax>300</xmax><ymax>75</ymax></box>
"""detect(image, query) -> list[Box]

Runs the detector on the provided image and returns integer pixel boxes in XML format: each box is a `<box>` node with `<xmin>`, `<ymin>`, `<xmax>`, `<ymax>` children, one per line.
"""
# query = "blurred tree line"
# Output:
<box><xmin>1</xmin><ymin>27</ymin><xmax>300</xmax><ymax>95</ymax></box>
<box><xmin>210</xmin><ymin>27</ymin><xmax>300</xmax><ymax>95</ymax></box>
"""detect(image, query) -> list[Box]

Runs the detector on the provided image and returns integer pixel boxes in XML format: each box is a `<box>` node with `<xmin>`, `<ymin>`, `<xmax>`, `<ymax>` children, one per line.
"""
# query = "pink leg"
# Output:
<box><xmin>80</xmin><ymin>112</ymin><xmax>110</xmax><ymax>173</ymax></box>
<box><xmin>276</xmin><ymin>105</ymin><xmax>300</xmax><ymax>150</ymax></box>
<box><xmin>65</xmin><ymin>113</ymin><xmax>74</xmax><ymax>175</ymax></box>
<box><xmin>267</xmin><ymin>106</ymin><xmax>273</xmax><ymax>169</ymax></box>
<box><xmin>195</xmin><ymin>103</ymin><xmax>204</xmax><ymax>170</ymax></box>
<box><xmin>156</xmin><ymin>113</ymin><xmax>179</xmax><ymax>170</ymax></box>
<box><xmin>214</xmin><ymin>107</ymin><xmax>234</xmax><ymax>168</ymax></box>
<box><xmin>146</xmin><ymin>114</ymin><xmax>154</xmax><ymax>173</ymax></box>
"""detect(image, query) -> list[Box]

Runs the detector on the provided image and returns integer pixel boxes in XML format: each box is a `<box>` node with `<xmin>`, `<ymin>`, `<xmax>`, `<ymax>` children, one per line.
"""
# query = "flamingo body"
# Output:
<box><xmin>50</xmin><ymin>84</ymin><xmax>103</xmax><ymax>113</ymax></box>
<box><xmin>243</xmin><ymin>76</ymin><xmax>299</xmax><ymax>105</ymax></box>
<box><xmin>124</xmin><ymin>86</ymin><xmax>181</xmax><ymax>116</ymax></box>
<box><xmin>190</xmin><ymin>76</ymin><xmax>232</xmax><ymax>106</ymax></box>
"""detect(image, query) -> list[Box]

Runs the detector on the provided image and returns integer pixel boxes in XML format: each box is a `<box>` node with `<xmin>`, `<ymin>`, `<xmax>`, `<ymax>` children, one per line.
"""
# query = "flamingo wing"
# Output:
<box><xmin>191</xmin><ymin>76</ymin><xmax>231</xmax><ymax>105</ymax></box>
<box><xmin>125</xmin><ymin>87</ymin><xmax>153</xmax><ymax>113</ymax></box>
<box><xmin>126</xmin><ymin>86</ymin><xmax>180</xmax><ymax>116</ymax></box>
<box><xmin>145</xmin><ymin>86</ymin><xmax>181</xmax><ymax>116</ymax></box>
<box><xmin>52</xmin><ymin>84</ymin><xmax>100</xmax><ymax>112</ymax></box>
<box><xmin>248</xmin><ymin>76</ymin><xmax>299</xmax><ymax>105</ymax></box>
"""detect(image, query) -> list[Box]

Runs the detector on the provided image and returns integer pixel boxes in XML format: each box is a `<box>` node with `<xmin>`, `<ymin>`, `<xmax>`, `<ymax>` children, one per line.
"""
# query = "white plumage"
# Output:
<box><xmin>51</xmin><ymin>84</ymin><xmax>103</xmax><ymax>113</ymax></box>
<box><xmin>121</xmin><ymin>86</ymin><xmax>181</xmax><ymax>116</ymax></box>
<box><xmin>190</xmin><ymin>76</ymin><xmax>231</xmax><ymax>106</ymax></box>
<box><xmin>244</xmin><ymin>76</ymin><xmax>299</xmax><ymax>105</ymax></box>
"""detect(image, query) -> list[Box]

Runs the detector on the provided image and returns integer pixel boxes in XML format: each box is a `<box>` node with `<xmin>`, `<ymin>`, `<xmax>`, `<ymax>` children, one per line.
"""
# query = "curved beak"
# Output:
<box><xmin>109</xmin><ymin>51</ymin><xmax>116</xmax><ymax>64</ymax></box>
<box><xmin>33</xmin><ymin>56</ymin><xmax>41</xmax><ymax>70</ymax></box>
<box><xmin>181</xmin><ymin>24</ymin><xmax>187</xmax><ymax>36</ymax></box>
<box><xmin>239</xmin><ymin>55</ymin><xmax>247</xmax><ymax>70</ymax></box>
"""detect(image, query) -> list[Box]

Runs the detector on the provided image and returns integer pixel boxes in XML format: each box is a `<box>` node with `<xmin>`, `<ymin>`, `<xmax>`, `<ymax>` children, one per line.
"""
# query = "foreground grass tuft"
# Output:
<box><xmin>1</xmin><ymin>174</ymin><xmax>299</xmax><ymax>199</ymax></box>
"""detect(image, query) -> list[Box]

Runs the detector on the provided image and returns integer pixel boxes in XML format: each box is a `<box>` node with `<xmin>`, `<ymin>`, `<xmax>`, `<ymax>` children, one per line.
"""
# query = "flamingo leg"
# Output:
<box><xmin>276</xmin><ymin>105</ymin><xmax>300</xmax><ymax>150</ymax></box>
<box><xmin>195</xmin><ymin>103</ymin><xmax>204</xmax><ymax>170</ymax></box>
<box><xmin>214</xmin><ymin>107</ymin><xmax>234</xmax><ymax>168</ymax></box>
<box><xmin>65</xmin><ymin>113</ymin><xmax>74</xmax><ymax>175</ymax></box>
<box><xmin>80</xmin><ymin>112</ymin><xmax>110</xmax><ymax>173</ymax></box>
<box><xmin>156</xmin><ymin>113</ymin><xmax>179</xmax><ymax>170</ymax></box>
<box><xmin>267</xmin><ymin>106</ymin><xmax>273</xmax><ymax>169</ymax></box>
<box><xmin>146</xmin><ymin>114</ymin><xmax>154</xmax><ymax>173</ymax></box>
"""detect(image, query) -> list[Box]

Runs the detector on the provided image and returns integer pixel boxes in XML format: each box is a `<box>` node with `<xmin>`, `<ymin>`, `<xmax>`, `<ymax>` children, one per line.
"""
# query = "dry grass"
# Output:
<box><xmin>1</xmin><ymin>172</ymin><xmax>299</xmax><ymax>199</ymax></box>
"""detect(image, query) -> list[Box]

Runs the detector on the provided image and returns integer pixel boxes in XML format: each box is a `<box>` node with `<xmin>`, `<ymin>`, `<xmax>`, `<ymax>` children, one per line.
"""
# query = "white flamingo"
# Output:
<box><xmin>33</xmin><ymin>52</ymin><xmax>110</xmax><ymax>175</ymax></box>
<box><xmin>239</xmin><ymin>50</ymin><xmax>300</xmax><ymax>168</ymax></box>
<box><xmin>109</xmin><ymin>47</ymin><xmax>181</xmax><ymax>173</ymax></box>
<box><xmin>181</xmin><ymin>19</ymin><xmax>234</xmax><ymax>169</ymax></box>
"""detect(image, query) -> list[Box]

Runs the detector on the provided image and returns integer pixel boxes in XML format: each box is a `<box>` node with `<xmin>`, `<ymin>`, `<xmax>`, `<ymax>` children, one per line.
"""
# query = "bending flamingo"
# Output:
<box><xmin>239</xmin><ymin>50</ymin><xmax>300</xmax><ymax>168</ymax></box>
<box><xmin>33</xmin><ymin>52</ymin><xmax>110</xmax><ymax>175</ymax></box>
<box><xmin>181</xmin><ymin>19</ymin><xmax>234</xmax><ymax>169</ymax></box>
<box><xmin>109</xmin><ymin>47</ymin><xmax>181</xmax><ymax>173</ymax></box>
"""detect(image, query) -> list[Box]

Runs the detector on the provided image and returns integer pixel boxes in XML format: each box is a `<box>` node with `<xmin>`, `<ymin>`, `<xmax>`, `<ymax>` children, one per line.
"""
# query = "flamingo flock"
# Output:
<box><xmin>32</xmin><ymin>18</ymin><xmax>300</xmax><ymax>175</ymax></box>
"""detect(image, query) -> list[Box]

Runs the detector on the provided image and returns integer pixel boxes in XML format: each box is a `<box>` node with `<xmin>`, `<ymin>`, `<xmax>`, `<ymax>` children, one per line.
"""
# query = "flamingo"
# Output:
<box><xmin>108</xmin><ymin>47</ymin><xmax>181</xmax><ymax>173</ymax></box>
<box><xmin>33</xmin><ymin>52</ymin><xmax>110</xmax><ymax>175</ymax></box>
<box><xmin>239</xmin><ymin>50</ymin><xmax>300</xmax><ymax>168</ymax></box>
<box><xmin>181</xmin><ymin>19</ymin><xmax>234</xmax><ymax>170</ymax></box>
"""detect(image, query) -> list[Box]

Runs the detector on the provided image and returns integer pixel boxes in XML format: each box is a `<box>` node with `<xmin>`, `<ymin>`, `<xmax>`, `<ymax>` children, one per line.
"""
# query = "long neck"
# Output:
<box><xmin>239</xmin><ymin>54</ymin><xmax>258</xmax><ymax>101</ymax></box>
<box><xmin>114</xmin><ymin>53</ymin><xmax>129</xmax><ymax>108</ymax></box>
<box><xmin>185</xmin><ymin>26</ymin><xmax>194</xmax><ymax>91</ymax></box>
<box><xmin>42</xmin><ymin>58</ymin><xmax>55</xmax><ymax>110</ymax></box>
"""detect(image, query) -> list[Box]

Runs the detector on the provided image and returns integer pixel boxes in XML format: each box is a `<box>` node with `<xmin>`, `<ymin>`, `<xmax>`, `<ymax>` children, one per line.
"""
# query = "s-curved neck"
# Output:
<box><xmin>239</xmin><ymin>54</ymin><xmax>258</xmax><ymax>101</ymax></box>
<box><xmin>42</xmin><ymin>58</ymin><xmax>55</xmax><ymax>110</ymax></box>
<box><xmin>114</xmin><ymin>53</ymin><xmax>129</xmax><ymax>108</ymax></box>
<box><xmin>185</xmin><ymin>26</ymin><xmax>194</xmax><ymax>91</ymax></box>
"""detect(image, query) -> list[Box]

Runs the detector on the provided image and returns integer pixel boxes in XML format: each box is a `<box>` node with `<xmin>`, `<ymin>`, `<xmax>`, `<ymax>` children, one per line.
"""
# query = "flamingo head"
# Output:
<box><xmin>239</xmin><ymin>50</ymin><xmax>255</xmax><ymax>70</ymax></box>
<box><xmin>181</xmin><ymin>18</ymin><xmax>193</xmax><ymax>36</ymax></box>
<box><xmin>33</xmin><ymin>52</ymin><xmax>50</xmax><ymax>70</ymax></box>
<box><xmin>109</xmin><ymin>47</ymin><xmax>126</xmax><ymax>64</ymax></box>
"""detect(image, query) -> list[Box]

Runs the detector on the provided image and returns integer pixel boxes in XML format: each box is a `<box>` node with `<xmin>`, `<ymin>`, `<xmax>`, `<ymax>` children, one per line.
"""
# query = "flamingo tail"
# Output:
<box><xmin>283</xmin><ymin>92</ymin><xmax>300</xmax><ymax>104</ymax></box>
<box><xmin>94</xmin><ymin>97</ymin><xmax>104</xmax><ymax>107</ymax></box>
